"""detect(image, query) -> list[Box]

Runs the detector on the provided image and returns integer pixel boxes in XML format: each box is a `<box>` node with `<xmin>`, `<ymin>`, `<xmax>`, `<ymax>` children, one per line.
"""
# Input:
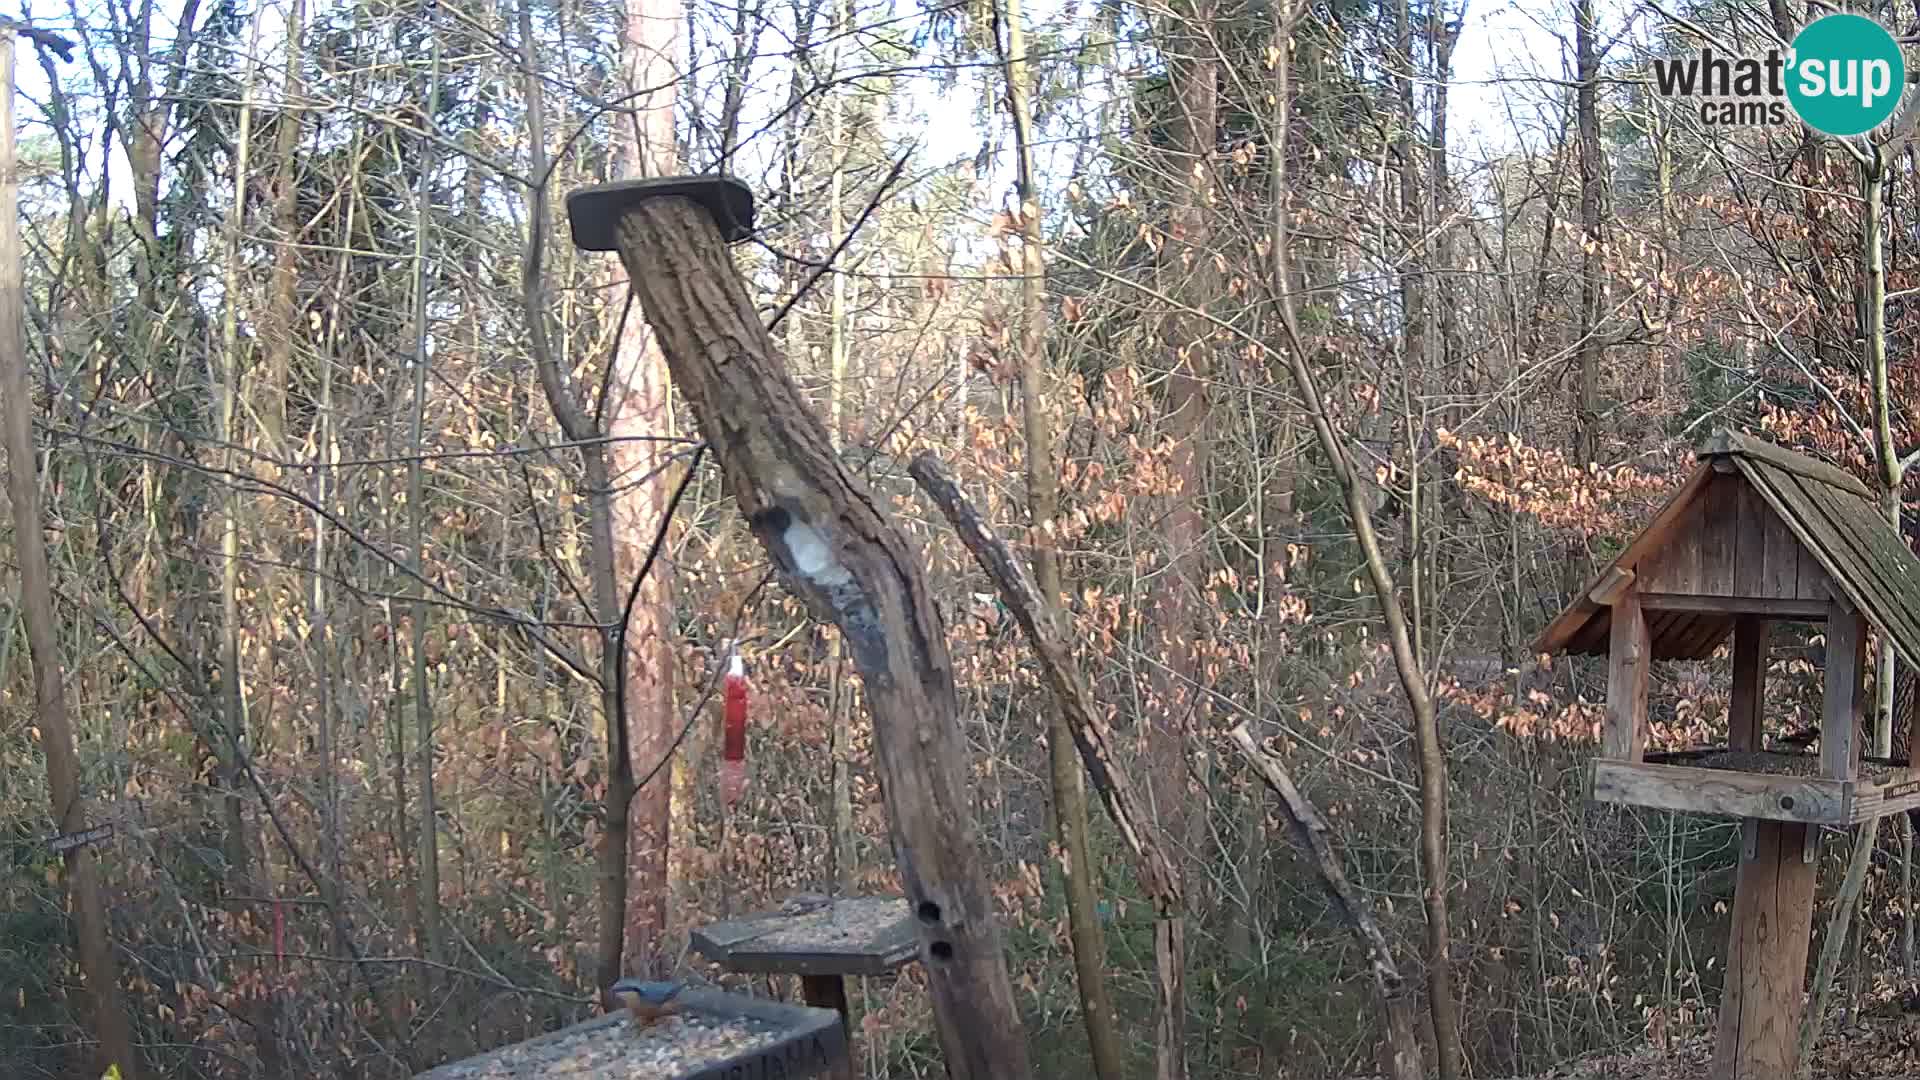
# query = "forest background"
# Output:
<box><xmin>3</xmin><ymin>0</ymin><xmax>1916</xmax><ymax>1074</ymax></box>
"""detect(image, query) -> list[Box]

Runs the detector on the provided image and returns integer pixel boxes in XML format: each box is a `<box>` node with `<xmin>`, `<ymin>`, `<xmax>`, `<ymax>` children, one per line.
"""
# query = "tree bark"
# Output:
<box><xmin>1268</xmin><ymin>16</ymin><xmax>1461</xmax><ymax>1071</ymax></box>
<box><xmin>1573</xmin><ymin>0</ymin><xmax>1603</xmax><ymax>467</ymax></box>
<box><xmin>610</xmin><ymin>0</ymin><xmax>684</xmax><ymax>979</ymax></box>
<box><xmin>1000</xmin><ymin>0</ymin><xmax>1124</xmax><ymax>1073</ymax></box>
<box><xmin>0</xmin><ymin>30</ymin><xmax>144</xmax><ymax>1079</ymax></box>
<box><xmin>258</xmin><ymin>0</ymin><xmax>305</xmax><ymax>449</ymax></box>
<box><xmin>603</xmin><ymin>194</ymin><xmax>1033</xmax><ymax>1080</ymax></box>
<box><xmin>1800</xmin><ymin>147</ymin><xmax>1907</xmax><ymax>1071</ymax></box>
<box><xmin>1152</xmin><ymin>7</ymin><xmax>1215</xmax><ymax>1073</ymax></box>
<box><xmin>516</xmin><ymin>0</ymin><xmax>636</xmax><ymax>989</ymax></box>
<box><xmin>827</xmin><ymin>0</ymin><xmax>856</xmax><ymax>894</ymax></box>
<box><xmin>406</xmin><ymin>16</ymin><xmax>445</xmax><ymax>975</ymax></box>
<box><xmin>1155</xmin><ymin>0</ymin><xmax>1216</xmax><ymax>840</ymax></box>
<box><xmin>215</xmin><ymin>0</ymin><xmax>265</xmax><ymax>899</ymax></box>
<box><xmin>1865</xmin><ymin>153</ymin><xmax>1898</xmax><ymax>761</ymax></box>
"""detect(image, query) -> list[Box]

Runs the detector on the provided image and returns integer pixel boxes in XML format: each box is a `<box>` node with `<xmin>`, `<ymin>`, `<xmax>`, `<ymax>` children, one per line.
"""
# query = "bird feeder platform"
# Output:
<box><xmin>410</xmin><ymin>987</ymin><xmax>847</xmax><ymax>1080</ymax></box>
<box><xmin>1595</xmin><ymin>747</ymin><xmax>1920</xmax><ymax>825</ymax></box>
<box><xmin>1534</xmin><ymin>431</ymin><xmax>1920</xmax><ymax>1080</ymax></box>
<box><xmin>692</xmin><ymin>895</ymin><xmax>917</xmax><ymax>976</ymax></box>
<box><xmin>691</xmin><ymin>895</ymin><xmax>918</xmax><ymax>1080</ymax></box>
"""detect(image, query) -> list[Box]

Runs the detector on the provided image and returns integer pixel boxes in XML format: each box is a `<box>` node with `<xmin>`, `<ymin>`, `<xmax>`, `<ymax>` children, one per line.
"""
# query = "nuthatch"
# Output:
<box><xmin>606</xmin><ymin>978</ymin><xmax>686</xmax><ymax>1028</ymax></box>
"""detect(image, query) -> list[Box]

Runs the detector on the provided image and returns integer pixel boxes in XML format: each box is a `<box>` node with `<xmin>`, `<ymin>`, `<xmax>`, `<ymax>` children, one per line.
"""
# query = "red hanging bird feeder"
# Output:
<box><xmin>720</xmin><ymin>648</ymin><xmax>749</xmax><ymax>807</ymax></box>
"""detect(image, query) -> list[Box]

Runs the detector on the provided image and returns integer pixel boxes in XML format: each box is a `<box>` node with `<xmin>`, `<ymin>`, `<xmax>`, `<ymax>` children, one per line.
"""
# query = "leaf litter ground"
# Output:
<box><xmin>1500</xmin><ymin>1011</ymin><xmax>1920</xmax><ymax>1079</ymax></box>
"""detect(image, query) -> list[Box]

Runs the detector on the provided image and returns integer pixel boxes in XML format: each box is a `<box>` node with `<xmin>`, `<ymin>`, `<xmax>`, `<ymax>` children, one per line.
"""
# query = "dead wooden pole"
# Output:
<box><xmin>908</xmin><ymin>451</ymin><xmax>1186</xmax><ymax>1076</ymax></box>
<box><xmin>0</xmin><ymin>26</ymin><xmax>144</xmax><ymax>1080</ymax></box>
<box><xmin>1225</xmin><ymin>725</ymin><xmax>1422</xmax><ymax>1080</ymax></box>
<box><xmin>566</xmin><ymin>177</ymin><xmax>1032</xmax><ymax>1080</ymax></box>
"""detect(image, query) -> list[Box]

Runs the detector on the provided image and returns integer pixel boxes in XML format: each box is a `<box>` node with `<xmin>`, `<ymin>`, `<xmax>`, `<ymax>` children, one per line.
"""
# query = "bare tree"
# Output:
<box><xmin>0</xmin><ymin>28</ymin><xmax>144</xmax><ymax>1079</ymax></box>
<box><xmin>996</xmin><ymin>0</ymin><xmax>1124</xmax><ymax>1072</ymax></box>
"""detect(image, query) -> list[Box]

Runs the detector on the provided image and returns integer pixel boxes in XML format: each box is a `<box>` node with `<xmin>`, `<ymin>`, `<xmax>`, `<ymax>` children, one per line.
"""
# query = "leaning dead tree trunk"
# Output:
<box><xmin>0</xmin><ymin>28</ymin><xmax>143</xmax><ymax>1080</ymax></box>
<box><xmin>569</xmin><ymin>179</ymin><xmax>1032</xmax><ymax>1080</ymax></box>
<box><xmin>1226</xmin><ymin>726</ymin><xmax>1423</xmax><ymax>1080</ymax></box>
<box><xmin>909</xmin><ymin>452</ymin><xmax>1184</xmax><ymax>1077</ymax></box>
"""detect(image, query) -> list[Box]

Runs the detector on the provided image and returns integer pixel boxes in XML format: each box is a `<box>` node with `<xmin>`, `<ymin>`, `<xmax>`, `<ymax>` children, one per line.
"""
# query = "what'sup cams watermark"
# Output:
<box><xmin>1652</xmin><ymin>13</ymin><xmax>1907</xmax><ymax>137</ymax></box>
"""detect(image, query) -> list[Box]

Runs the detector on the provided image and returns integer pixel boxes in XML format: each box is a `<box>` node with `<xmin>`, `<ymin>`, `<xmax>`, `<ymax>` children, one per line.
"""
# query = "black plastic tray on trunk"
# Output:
<box><xmin>412</xmin><ymin>987</ymin><xmax>847</xmax><ymax>1080</ymax></box>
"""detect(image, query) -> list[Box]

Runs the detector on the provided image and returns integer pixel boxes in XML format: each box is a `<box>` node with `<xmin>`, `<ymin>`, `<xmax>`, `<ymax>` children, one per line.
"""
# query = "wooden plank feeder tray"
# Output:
<box><xmin>691</xmin><ymin>895</ymin><xmax>918</xmax><ymax>1080</ymax></box>
<box><xmin>411</xmin><ymin>987</ymin><xmax>848</xmax><ymax>1080</ymax></box>
<box><xmin>1596</xmin><ymin>748</ymin><xmax>1920</xmax><ymax>825</ymax></box>
<box><xmin>1534</xmin><ymin>431</ymin><xmax>1920</xmax><ymax>1080</ymax></box>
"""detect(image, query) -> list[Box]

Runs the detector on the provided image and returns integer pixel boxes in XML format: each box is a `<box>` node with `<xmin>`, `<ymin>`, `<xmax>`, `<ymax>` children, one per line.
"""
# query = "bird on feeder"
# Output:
<box><xmin>606</xmin><ymin>977</ymin><xmax>686</xmax><ymax>1028</ymax></box>
<box><xmin>1772</xmin><ymin>727</ymin><xmax>1820</xmax><ymax>750</ymax></box>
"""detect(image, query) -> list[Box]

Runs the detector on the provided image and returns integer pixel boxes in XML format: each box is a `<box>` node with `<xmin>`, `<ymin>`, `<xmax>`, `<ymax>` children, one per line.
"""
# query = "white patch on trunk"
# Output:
<box><xmin>784</xmin><ymin>519</ymin><xmax>853</xmax><ymax>588</ymax></box>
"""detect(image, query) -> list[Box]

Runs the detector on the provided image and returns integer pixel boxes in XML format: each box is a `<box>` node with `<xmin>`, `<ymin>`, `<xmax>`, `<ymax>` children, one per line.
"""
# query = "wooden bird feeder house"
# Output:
<box><xmin>1535</xmin><ymin>430</ymin><xmax>1920</xmax><ymax>1079</ymax></box>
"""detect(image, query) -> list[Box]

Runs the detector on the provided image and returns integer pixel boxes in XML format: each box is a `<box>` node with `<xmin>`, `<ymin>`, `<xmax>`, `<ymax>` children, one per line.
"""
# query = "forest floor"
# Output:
<box><xmin>1509</xmin><ymin>1012</ymin><xmax>1920</xmax><ymax>1078</ymax></box>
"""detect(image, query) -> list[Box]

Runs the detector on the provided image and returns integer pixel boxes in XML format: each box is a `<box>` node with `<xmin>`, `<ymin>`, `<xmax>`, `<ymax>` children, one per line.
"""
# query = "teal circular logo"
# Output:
<box><xmin>1786</xmin><ymin>14</ymin><xmax>1906</xmax><ymax>136</ymax></box>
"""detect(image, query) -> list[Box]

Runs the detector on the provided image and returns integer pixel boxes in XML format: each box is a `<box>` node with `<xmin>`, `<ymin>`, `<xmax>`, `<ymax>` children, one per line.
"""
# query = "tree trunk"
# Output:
<box><xmin>311</xmin><ymin>126</ymin><xmax>361</xmax><ymax>952</ymax></box>
<box><xmin>208</xmin><ymin>50</ymin><xmax>296</xmax><ymax>1074</ymax></box>
<box><xmin>258</xmin><ymin>0</ymin><xmax>305</xmax><ymax>449</ymax></box>
<box><xmin>827</xmin><ymin>0</ymin><xmax>857</xmax><ymax>895</ymax></box>
<box><xmin>1151</xmin><ymin>8</ymin><xmax>1215</xmax><ymax>1073</ymax></box>
<box><xmin>406</xmin><ymin>17</ymin><xmax>445</xmax><ymax>976</ymax></box>
<box><xmin>1800</xmin><ymin>147</ymin><xmax>1907</xmax><ymax>1071</ymax></box>
<box><xmin>610</xmin><ymin>0</ymin><xmax>684</xmax><ymax>979</ymax></box>
<box><xmin>0</xmin><ymin>31</ymin><xmax>145</xmax><ymax>1079</ymax></box>
<box><xmin>516</xmin><ymin>0</ymin><xmax>634</xmax><ymax>989</ymax></box>
<box><xmin>1268</xmin><ymin>18</ymin><xmax>1461</xmax><ymax>1071</ymax></box>
<box><xmin>1866</xmin><ymin>152</ymin><xmax>1898</xmax><ymax>761</ymax></box>
<box><xmin>215</xmin><ymin>0</ymin><xmax>265</xmax><ymax>899</ymax></box>
<box><xmin>602</xmin><ymin>194</ymin><xmax>1034</xmax><ymax>1080</ymax></box>
<box><xmin>1001</xmin><ymin>0</ymin><xmax>1124</xmax><ymax>1073</ymax></box>
<box><xmin>1573</xmin><ymin>0</ymin><xmax>1602</xmax><ymax>467</ymax></box>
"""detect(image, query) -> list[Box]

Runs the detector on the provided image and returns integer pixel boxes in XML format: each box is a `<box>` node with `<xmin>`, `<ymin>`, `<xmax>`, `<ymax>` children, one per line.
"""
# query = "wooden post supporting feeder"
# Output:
<box><xmin>566</xmin><ymin>175</ymin><xmax>1032</xmax><ymax>1080</ymax></box>
<box><xmin>692</xmin><ymin>895</ymin><xmax>919</xmax><ymax>1080</ymax></box>
<box><xmin>1534</xmin><ymin>430</ymin><xmax>1920</xmax><ymax>1079</ymax></box>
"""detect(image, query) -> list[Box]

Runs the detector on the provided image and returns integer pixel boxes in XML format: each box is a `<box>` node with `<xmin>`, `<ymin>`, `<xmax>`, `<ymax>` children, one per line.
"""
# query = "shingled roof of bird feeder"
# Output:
<box><xmin>1533</xmin><ymin>430</ymin><xmax>1920</xmax><ymax>667</ymax></box>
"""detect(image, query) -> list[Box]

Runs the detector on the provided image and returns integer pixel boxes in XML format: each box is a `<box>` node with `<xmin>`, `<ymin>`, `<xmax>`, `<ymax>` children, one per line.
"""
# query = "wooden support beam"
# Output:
<box><xmin>1729</xmin><ymin>617</ymin><xmax>1768</xmax><ymax>752</ymax></box>
<box><xmin>1589</xmin><ymin>566</ymin><xmax>1635</xmax><ymax>606</ymax></box>
<box><xmin>1711</xmin><ymin>820</ymin><xmax>1818</xmax><ymax>1080</ymax></box>
<box><xmin>1638</xmin><ymin>595</ymin><xmax>1829</xmax><ymax>619</ymax></box>
<box><xmin>1605</xmin><ymin>587</ymin><xmax>1651</xmax><ymax>762</ymax></box>
<box><xmin>800</xmin><ymin>975</ymin><xmax>854</xmax><ymax>1080</ymax></box>
<box><xmin>1824</xmin><ymin>603</ymin><xmax>1868</xmax><ymax>782</ymax></box>
<box><xmin>587</xmin><ymin>188</ymin><xmax>1031</xmax><ymax>1080</ymax></box>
